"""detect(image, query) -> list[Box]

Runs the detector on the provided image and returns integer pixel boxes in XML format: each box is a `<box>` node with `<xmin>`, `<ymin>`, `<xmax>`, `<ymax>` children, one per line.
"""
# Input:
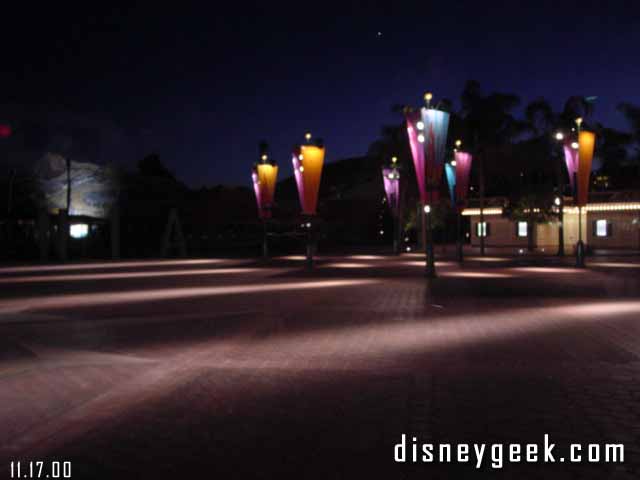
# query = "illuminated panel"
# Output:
<box><xmin>595</xmin><ymin>219</ymin><xmax>607</xmax><ymax>237</ymax></box>
<box><xmin>461</xmin><ymin>208</ymin><xmax>503</xmax><ymax>216</ymax></box>
<box><xmin>444</xmin><ymin>163</ymin><xmax>456</xmax><ymax>205</ymax></box>
<box><xmin>298</xmin><ymin>145</ymin><xmax>325</xmax><ymax>215</ymax></box>
<box><xmin>517</xmin><ymin>221</ymin><xmax>528</xmax><ymax>237</ymax></box>
<box><xmin>577</xmin><ymin>131</ymin><xmax>595</xmax><ymax>206</ymax></box>
<box><xmin>454</xmin><ymin>152</ymin><xmax>472</xmax><ymax>206</ymax></box>
<box><xmin>563</xmin><ymin>140</ymin><xmax>579</xmax><ymax>193</ymax></box>
<box><xmin>421</xmin><ymin>108</ymin><xmax>450</xmax><ymax>202</ymax></box>
<box><xmin>381</xmin><ymin>167</ymin><xmax>400</xmax><ymax>215</ymax></box>
<box><xmin>405</xmin><ymin>110</ymin><xmax>427</xmax><ymax>203</ymax></box>
<box><xmin>257</xmin><ymin>163</ymin><xmax>278</xmax><ymax>208</ymax></box>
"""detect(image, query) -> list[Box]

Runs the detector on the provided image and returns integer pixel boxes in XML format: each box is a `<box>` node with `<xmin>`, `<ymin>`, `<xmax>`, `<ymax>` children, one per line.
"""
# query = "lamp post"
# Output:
<box><xmin>575</xmin><ymin>118</ymin><xmax>584</xmax><ymax>267</ymax></box>
<box><xmin>405</xmin><ymin>92</ymin><xmax>450</xmax><ymax>278</ymax></box>
<box><xmin>292</xmin><ymin>133</ymin><xmax>325</xmax><ymax>269</ymax></box>
<box><xmin>574</xmin><ymin>120</ymin><xmax>595</xmax><ymax>268</ymax></box>
<box><xmin>554</xmin><ymin>131</ymin><xmax>565</xmax><ymax>256</ymax></box>
<box><xmin>251</xmin><ymin>146</ymin><xmax>278</xmax><ymax>259</ymax></box>
<box><xmin>382</xmin><ymin>156</ymin><xmax>401</xmax><ymax>254</ymax></box>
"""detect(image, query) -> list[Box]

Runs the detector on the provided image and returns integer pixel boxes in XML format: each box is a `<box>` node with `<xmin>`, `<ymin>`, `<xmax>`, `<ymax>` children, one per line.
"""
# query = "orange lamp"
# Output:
<box><xmin>299</xmin><ymin>145</ymin><xmax>324</xmax><ymax>215</ymax></box>
<box><xmin>577</xmin><ymin>131</ymin><xmax>595</xmax><ymax>207</ymax></box>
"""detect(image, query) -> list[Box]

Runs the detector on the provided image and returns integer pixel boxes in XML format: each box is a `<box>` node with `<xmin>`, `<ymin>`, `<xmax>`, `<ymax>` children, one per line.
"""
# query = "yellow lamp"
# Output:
<box><xmin>257</xmin><ymin>163</ymin><xmax>278</xmax><ymax>206</ymax></box>
<box><xmin>299</xmin><ymin>145</ymin><xmax>324</xmax><ymax>215</ymax></box>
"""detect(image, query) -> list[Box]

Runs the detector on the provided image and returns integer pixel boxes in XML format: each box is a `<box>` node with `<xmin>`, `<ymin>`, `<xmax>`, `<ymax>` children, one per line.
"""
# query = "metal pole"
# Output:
<box><xmin>425</xmin><ymin>191</ymin><xmax>436</xmax><ymax>278</ymax></box>
<box><xmin>456</xmin><ymin>208</ymin><xmax>463</xmax><ymax>262</ymax></box>
<box><xmin>557</xmin><ymin>196</ymin><xmax>565</xmax><ymax>256</ymax></box>
<box><xmin>574</xmin><ymin>171</ymin><xmax>584</xmax><ymax>267</ymax></box>
<box><xmin>479</xmin><ymin>153</ymin><xmax>485</xmax><ymax>256</ymax></box>
<box><xmin>262</xmin><ymin>218</ymin><xmax>268</xmax><ymax>259</ymax></box>
<box><xmin>576</xmin><ymin>206</ymin><xmax>585</xmax><ymax>267</ymax></box>
<box><xmin>555</xmin><ymin>144</ymin><xmax>565</xmax><ymax>256</ymax></box>
<box><xmin>393</xmin><ymin>212</ymin><xmax>398</xmax><ymax>255</ymax></box>
<box><xmin>306</xmin><ymin>220</ymin><xmax>313</xmax><ymax>269</ymax></box>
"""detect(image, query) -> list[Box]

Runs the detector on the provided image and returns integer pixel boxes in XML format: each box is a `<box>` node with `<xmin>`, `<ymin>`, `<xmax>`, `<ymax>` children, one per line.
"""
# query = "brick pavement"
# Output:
<box><xmin>0</xmin><ymin>255</ymin><xmax>639</xmax><ymax>479</ymax></box>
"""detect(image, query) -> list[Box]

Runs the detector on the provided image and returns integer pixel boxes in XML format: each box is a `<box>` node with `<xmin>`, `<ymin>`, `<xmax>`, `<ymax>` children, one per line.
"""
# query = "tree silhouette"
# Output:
<box><xmin>138</xmin><ymin>153</ymin><xmax>176</xmax><ymax>180</ymax></box>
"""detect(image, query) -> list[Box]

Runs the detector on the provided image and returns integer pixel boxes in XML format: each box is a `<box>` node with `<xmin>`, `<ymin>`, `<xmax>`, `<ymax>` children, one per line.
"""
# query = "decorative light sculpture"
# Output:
<box><xmin>251</xmin><ymin>147</ymin><xmax>278</xmax><ymax>258</ymax></box>
<box><xmin>291</xmin><ymin>153</ymin><xmax>306</xmax><ymax>214</ymax></box>
<box><xmin>454</xmin><ymin>152</ymin><xmax>472</xmax><ymax>205</ymax></box>
<box><xmin>445</xmin><ymin>163</ymin><xmax>456</xmax><ymax>206</ymax></box>
<box><xmin>251</xmin><ymin>170</ymin><xmax>264</xmax><ymax>216</ymax></box>
<box><xmin>405</xmin><ymin>94</ymin><xmax>450</xmax><ymax>277</ymax></box>
<box><xmin>405</xmin><ymin>110</ymin><xmax>427</xmax><ymax>205</ymax></box>
<box><xmin>574</xmin><ymin>122</ymin><xmax>596</xmax><ymax>268</ymax></box>
<box><xmin>292</xmin><ymin>134</ymin><xmax>325</xmax><ymax>268</ymax></box>
<box><xmin>382</xmin><ymin>168</ymin><xmax>400</xmax><ymax>215</ymax></box>
<box><xmin>381</xmin><ymin>157</ymin><xmax>401</xmax><ymax>254</ymax></box>
<box><xmin>422</xmin><ymin>108</ymin><xmax>450</xmax><ymax>202</ymax></box>
<box><xmin>577</xmin><ymin>131</ymin><xmax>595</xmax><ymax>207</ymax></box>
<box><xmin>562</xmin><ymin>141</ymin><xmax>579</xmax><ymax>194</ymax></box>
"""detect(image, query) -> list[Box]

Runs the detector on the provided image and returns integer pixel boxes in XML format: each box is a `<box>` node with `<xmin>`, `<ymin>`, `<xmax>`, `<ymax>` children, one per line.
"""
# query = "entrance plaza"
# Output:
<box><xmin>1</xmin><ymin>253</ymin><xmax>639</xmax><ymax>478</ymax></box>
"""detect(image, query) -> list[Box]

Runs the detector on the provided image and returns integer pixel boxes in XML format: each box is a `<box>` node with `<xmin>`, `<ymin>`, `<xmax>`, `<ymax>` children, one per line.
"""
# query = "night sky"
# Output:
<box><xmin>2</xmin><ymin>1</ymin><xmax>639</xmax><ymax>187</ymax></box>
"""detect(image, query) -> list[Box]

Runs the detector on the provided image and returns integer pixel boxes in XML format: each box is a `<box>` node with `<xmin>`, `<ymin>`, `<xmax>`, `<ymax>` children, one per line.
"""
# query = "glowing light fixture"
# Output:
<box><xmin>445</xmin><ymin>162</ymin><xmax>456</xmax><ymax>205</ymax></box>
<box><xmin>563</xmin><ymin>140</ymin><xmax>579</xmax><ymax>193</ymax></box>
<box><xmin>252</xmin><ymin>158</ymin><xmax>278</xmax><ymax>219</ymax></box>
<box><xmin>454</xmin><ymin>151</ymin><xmax>473</xmax><ymax>207</ymax></box>
<box><xmin>257</xmin><ymin>164</ymin><xmax>278</xmax><ymax>208</ymax></box>
<box><xmin>577</xmin><ymin>130</ymin><xmax>595</xmax><ymax>206</ymax></box>
<box><xmin>382</xmin><ymin>166</ymin><xmax>400</xmax><ymax>216</ymax></box>
<box><xmin>461</xmin><ymin>207</ymin><xmax>502</xmax><ymax>216</ymax></box>
<box><xmin>292</xmin><ymin>137</ymin><xmax>325</xmax><ymax>216</ymax></box>
<box><xmin>555</xmin><ymin>132</ymin><xmax>564</xmax><ymax>141</ymax></box>
<box><xmin>422</xmin><ymin>109</ymin><xmax>450</xmax><ymax>201</ymax></box>
<box><xmin>405</xmin><ymin>106</ymin><xmax>450</xmax><ymax>203</ymax></box>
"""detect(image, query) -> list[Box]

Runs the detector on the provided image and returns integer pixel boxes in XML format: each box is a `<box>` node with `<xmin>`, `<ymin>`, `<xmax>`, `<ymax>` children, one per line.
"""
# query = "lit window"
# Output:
<box><xmin>70</xmin><ymin>223</ymin><xmax>89</xmax><ymax>239</ymax></box>
<box><xmin>476</xmin><ymin>222</ymin><xmax>488</xmax><ymax>237</ymax></box>
<box><xmin>595</xmin><ymin>219</ymin><xmax>608</xmax><ymax>237</ymax></box>
<box><xmin>517</xmin><ymin>221</ymin><xmax>528</xmax><ymax>237</ymax></box>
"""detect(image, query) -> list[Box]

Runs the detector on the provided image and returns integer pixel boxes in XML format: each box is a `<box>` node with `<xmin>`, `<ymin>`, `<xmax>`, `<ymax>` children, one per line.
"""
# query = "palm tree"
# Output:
<box><xmin>459</xmin><ymin>80</ymin><xmax>526</xmax><ymax>255</ymax></box>
<box><xmin>523</xmin><ymin>98</ymin><xmax>566</xmax><ymax>254</ymax></box>
<box><xmin>618</xmin><ymin>102</ymin><xmax>640</xmax><ymax>176</ymax></box>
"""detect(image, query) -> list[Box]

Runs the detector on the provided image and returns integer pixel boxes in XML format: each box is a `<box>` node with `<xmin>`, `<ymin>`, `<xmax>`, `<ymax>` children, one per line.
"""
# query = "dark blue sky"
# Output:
<box><xmin>2</xmin><ymin>1</ymin><xmax>639</xmax><ymax>186</ymax></box>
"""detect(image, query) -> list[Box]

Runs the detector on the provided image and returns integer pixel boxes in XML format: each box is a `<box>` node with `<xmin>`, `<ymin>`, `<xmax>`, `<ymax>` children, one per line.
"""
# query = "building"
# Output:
<box><xmin>463</xmin><ymin>192</ymin><xmax>640</xmax><ymax>253</ymax></box>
